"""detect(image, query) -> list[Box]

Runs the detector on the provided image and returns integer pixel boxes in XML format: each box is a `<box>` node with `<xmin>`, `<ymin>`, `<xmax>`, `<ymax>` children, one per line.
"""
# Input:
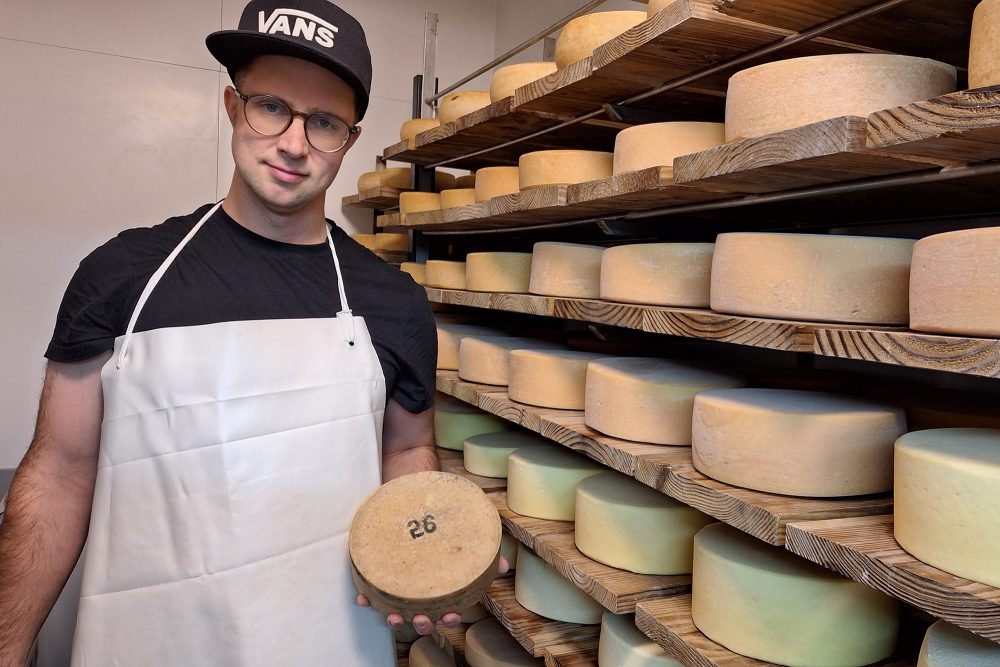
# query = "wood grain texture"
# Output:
<box><xmin>341</xmin><ymin>186</ymin><xmax>408</xmax><ymax>209</ymax></box>
<box><xmin>377</xmin><ymin>212</ymin><xmax>400</xmax><ymax>229</ymax></box>
<box><xmin>566</xmin><ymin>166</ymin><xmax>734</xmax><ymax>211</ymax></box>
<box><xmin>432</xmin><ymin>622</ymin><xmax>470</xmax><ymax>667</ymax></box>
<box><xmin>489</xmin><ymin>491</ymin><xmax>575</xmax><ymax>550</ymax></box>
<box><xmin>423</xmin><ymin>288</ymin><xmax>493</xmax><ymax>310</ymax></box>
<box><xmin>552</xmin><ymin>298</ymin><xmax>646</xmax><ymax>331</ymax></box>
<box><xmin>641</xmin><ymin>308</ymin><xmax>820</xmax><ymax>353</ymax></box>
<box><xmin>543</xmin><ymin>640</ymin><xmax>599</xmax><ymax>667</ymax></box>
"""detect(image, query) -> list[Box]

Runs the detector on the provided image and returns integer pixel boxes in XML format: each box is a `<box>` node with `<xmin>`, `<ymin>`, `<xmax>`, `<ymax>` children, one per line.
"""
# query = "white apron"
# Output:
<box><xmin>71</xmin><ymin>202</ymin><xmax>395</xmax><ymax>666</ymax></box>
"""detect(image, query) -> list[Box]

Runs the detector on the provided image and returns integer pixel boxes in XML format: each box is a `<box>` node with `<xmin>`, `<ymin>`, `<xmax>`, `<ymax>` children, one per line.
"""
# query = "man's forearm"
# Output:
<box><xmin>382</xmin><ymin>444</ymin><xmax>438</xmax><ymax>483</ymax></box>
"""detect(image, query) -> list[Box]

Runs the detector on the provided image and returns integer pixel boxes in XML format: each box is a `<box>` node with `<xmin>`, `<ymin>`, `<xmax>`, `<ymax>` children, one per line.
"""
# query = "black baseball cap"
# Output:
<box><xmin>207</xmin><ymin>0</ymin><xmax>372</xmax><ymax>121</ymax></box>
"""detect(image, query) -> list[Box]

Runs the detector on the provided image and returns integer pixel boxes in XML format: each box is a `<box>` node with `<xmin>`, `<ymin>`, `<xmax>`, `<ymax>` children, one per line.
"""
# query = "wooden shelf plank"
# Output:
<box><xmin>426</xmin><ymin>288</ymin><xmax>553</xmax><ymax>316</ymax></box>
<box><xmin>377</xmin><ymin>212</ymin><xmax>399</xmax><ymax>229</ymax></box>
<box><xmin>439</xmin><ymin>456</ymin><xmax>508</xmax><ymax>493</ymax></box>
<box><xmin>489</xmin><ymin>491</ymin><xmax>575</xmax><ymax>551</ymax></box>
<box><xmin>543</xmin><ymin>640</ymin><xmax>599</xmax><ymax>667</ymax></box>
<box><xmin>432</xmin><ymin>622</ymin><xmax>470</xmax><ymax>667</ymax></box>
<box><xmin>566</xmin><ymin>166</ymin><xmax>734</xmax><ymax>211</ymax></box>
<box><xmin>785</xmin><ymin>515</ymin><xmax>1000</xmax><ymax>642</ymax></box>
<box><xmin>341</xmin><ymin>186</ymin><xmax>407</xmax><ymax>209</ymax></box>
<box><xmin>404</xmin><ymin>186</ymin><xmax>598</xmax><ymax>231</ymax></box>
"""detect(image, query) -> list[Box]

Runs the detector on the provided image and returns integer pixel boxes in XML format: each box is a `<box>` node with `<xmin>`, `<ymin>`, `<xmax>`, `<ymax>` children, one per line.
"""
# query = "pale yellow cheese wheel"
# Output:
<box><xmin>440</xmin><ymin>188</ymin><xmax>477</xmax><ymax>209</ymax></box>
<box><xmin>528</xmin><ymin>242</ymin><xmax>604</xmax><ymax>298</ymax></box>
<box><xmin>555</xmin><ymin>11</ymin><xmax>647</xmax><ymax>69</ymax></box>
<box><xmin>399</xmin><ymin>192</ymin><xmax>442</xmax><ymax>223</ymax></box>
<box><xmin>462</xmin><ymin>430</ymin><xmax>551</xmax><ymax>478</ymax></box>
<box><xmin>475</xmin><ymin>167</ymin><xmax>520</xmax><ymax>202</ymax></box>
<box><xmin>585</xmin><ymin>357</ymin><xmax>745</xmax><ymax>445</ymax></box>
<box><xmin>438</xmin><ymin>91</ymin><xmax>492</xmax><ymax>125</ymax></box>
<box><xmin>895</xmin><ymin>428</ymin><xmax>1000</xmax><ymax>588</ymax></box>
<box><xmin>434</xmin><ymin>395</ymin><xmax>511</xmax><ymax>451</ymax></box>
<box><xmin>456</xmin><ymin>173</ymin><xmax>477</xmax><ymax>189</ymax></box>
<box><xmin>465</xmin><ymin>618</ymin><xmax>543</xmax><ymax>667</ymax></box>
<box><xmin>374</xmin><ymin>232</ymin><xmax>409</xmax><ymax>251</ymax></box>
<box><xmin>425</xmin><ymin>260</ymin><xmax>466</xmax><ymax>290</ymax></box>
<box><xmin>691</xmin><ymin>388</ymin><xmax>906</xmax><ymax>497</ymax></box>
<box><xmin>410</xmin><ymin>635</ymin><xmax>457</xmax><ymax>667</ymax></box>
<box><xmin>490</xmin><ymin>62</ymin><xmax>558</xmax><ymax>102</ymax></box>
<box><xmin>400</xmin><ymin>262</ymin><xmax>426</xmax><ymax>285</ymax></box>
<box><xmin>458</xmin><ymin>336</ymin><xmax>564</xmax><ymax>386</ymax></box>
<box><xmin>507</xmin><ymin>349</ymin><xmax>605</xmax><ymax>410</ymax></box>
<box><xmin>710</xmin><ymin>232</ymin><xmax>915</xmax><ymax>324</ymax></box>
<box><xmin>598</xmin><ymin>612</ymin><xmax>682</xmax><ymax>667</ymax></box>
<box><xmin>918</xmin><ymin>619</ymin><xmax>1000</xmax><ymax>666</ymax></box>
<box><xmin>507</xmin><ymin>446</ymin><xmax>604</xmax><ymax>521</ymax></box>
<box><xmin>600</xmin><ymin>243</ymin><xmax>714</xmax><ymax>307</ymax></box>
<box><xmin>970</xmin><ymin>0</ymin><xmax>1000</xmax><ymax>88</ymax></box>
<box><xmin>434</xmin><ymin>172</ymin><xmax>458</xmax><ymax>193</ymax></box>
<box><xmin>612</xmin><ymin>122</ymin><xmax>725</xmax><ymax>176</ymax></box>
<box><xmin>401</xmin><ymin>118</ymin><xmax>441</xmax><ymax>142</ymax></box>
<box><xmin>909</xmin><ymin>227</ymin><xmax>1000</xmax><ymax>336</ymax></box>
<box><xmin>518</xmin><ymin>150</ymin><xmax>613</xmax><ymax>190</ymax></box>
<box><xmin>576</xmin><ymin>472</ymin><xmax>713</xmax><ymax>575</ymax></box>
<box><xmin>436</xmin><ymin>324</ymin><xmax>506</xmax><ymax>370</ymax></box>
<box><xmin>725</xmin><ymin>54</ymin><xmax>956</xmax><ymax>142</ymax></box>
<box><xmin>646</xmin><ymin>0</ymin><xmax>680</xmax><ymax>18</ymax></box>
<box><xmin>514</xmin><ymin>546</ymin><xmax>604</xmax><ymax>624</ymax></box>
<box><xmin>465</xmin><ymin>252</ymin><xmax>533</xmax><ymax>293</ymax></box>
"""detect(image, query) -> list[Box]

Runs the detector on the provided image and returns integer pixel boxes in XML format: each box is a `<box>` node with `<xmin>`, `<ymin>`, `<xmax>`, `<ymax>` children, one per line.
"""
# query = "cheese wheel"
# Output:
<box><xmin>399</xmin><ymin>192</ymin><xmax>442</xmax><ymax>223</ymax></box>
<box><xmin>692</xmin><ymin>388</ymin><xmax>906</xmax><ymax>497</ymax></box>
<box><xmin>440</xmin><ymin>188</ymin><xmax>477</xmax><ymax>209</ymax></box>
<box><xmin>439</xmin><ymin>91</ymin><xmax>492</xmax><ymax>125</ymax></box>
<box><xmin>401</xmin><ymin>118</ymin><xmax>441</xmax><ymax>142</ymax></box>
<box><xmin>518</xmin><ymin>150</ymin><xmax>613</xmax><ymax>190</ymax></box>
<box><xmin>458</xmin><ymin>336</ymin><xmax>564</xmax><ymax>386</ymax></box>
<box><xmin>462</xmin><ymin>431</ymin><xmax>551</xmax><ymax>478</ymax></box>
<box><xmin>465</xmin><ymin>252</ymin><xmax>533</xmax><ymax>293</ymax></box>
<box><xmin>600</xmin><ymin>243</ymin><xmax>714</xmax><ymax>307</ymax></box>
<box><xmin>500</xmin><ymin>532</ymin><xmax>519</xmax><ymax>570</ymax></box>
<box><xmin>692</xmin><ymin>522</ymin><xmax>900</xmax><ymax>666</ymax></box>
<box><xmin>507</xmin><ymin>349</ymin><xmax>605</xmax><ymax>410</ymax></box>
<box><xmin>576</xmin><ymin>472</ymin><xmax>713</xmax><ymax>575</ymax></box>
<box><xmin>555</xmin><ymin>11</ymin><xmax>647</xmax><ymax>69</ymax></box>
<box><xmin>351</xmin><ymin>233</ymin><xmax>377</xmax><ymax>250</ymax></box>
<box><xmin>400</xmin><ymin>261</ymin><xmax>426</xmax><ymax>285</ymax></box>
<box><xmin>585</xmin><ymin>357</ymin><xmax>745</xmax><ymax>445</ymax></box>
<box><xmin>434</xmin><ymin>172</ymin><xmax>458</xmax><ymax>193</ymax></box>
<box><xmin>395</xmin><ymin>622</ymin><xmax>421</xmax><ymax>644</ymax></box>
<box><xmin>528</xmin><ymin>242</ymin><xmax>604</xmax><ymax>298</ymax></box>
<box><xmin>910</xmin><ymin>227</ymin><xmax>1000</xmax><ymax>336</ymax></box>
<box><xmin>374</xmin><ymin>232</ymin><xmax>409</xmax><ymax>251</ymax></box>
<box><xmin>970</xmin><ymin>0</ymin><xmax>1000</xmax><ymax>88</ymax></box>
<box><xmin>465</xmin><ymin>618</ymin><xmax>543</xmax><ymax>667</ymax></box>
<box><xmin>599</xmin><ymin>612</ymin><xmax>682</xmax><ymax>667</ymax></box>
<box><xmin>726</xmin><ymin>55</ymin><xmax>956</xmax><ymax>142</ymax></box>
<box><xmin>918</xmin><ymin>620</ymin><xmax>1000</xmax><ymax>666</ymax></box>
<box><xmin>381</xmin><ymin>167</ymin><xmax>412</xmax><ymax>189</ymax></box>
<box><xmin>612</xmin><ymin>122</ymin><xmax>725</xmax><ymax>176</ymax></box>
<box><xmin>436</xmin><ymin>324</ymin><xmax>506</xmax><ymax>370</ymax></box>
<box><xmin>434</xmin><ymin>396</ymin><xmax>511</xmax><ymax>450</ymax></box>
<box><xmin>425</xmin><ymin>260</ymin><xmax>466</xmax><ymax>290</ymax></box>
<box><xmin>357</xmin><ymin>171</ymin><xmax>382</xmax><ymax>192</ymax></box>
<box><xmin>456</xmin><ymin>173</ymin><xmax>477</xmax><ymax>189</ymax></box>
<box><xmin>461</xmin><ymin>602</ymin><xmax>491</xmax><ymax>624</ymax></box>
<box><xmin>507</xmin><ymin>446</ymin><xmax>604</xmax><ymax>521</ymax></box>
<box><xmin>895</xmin><ymin>428</ymin><xmax>1000</xmax><ymax>588</ymax></box>
<box><xmin>646</xmin><ymin>0</ymin><xmax>680</xmax><ymax>18</ymax></box>
<box><xmin>490</xmin><ymin>62</ymin><xmax>559</xmax><ymax>102</ymax></box>
<box><xmin>710</xmin><ymin>233</ymin><xmax>915</xmax><ymax>324</ymax></box>
<box><xmin>514</xmin><ymin>545</ymin><xmax>604</xmax><ymax>624</ymax></box>
<box><xmin>410</xmin><ymin>636</ymin><xmax>457</xmax><ymax>667</ymax></box>
<box><xmin>475</xmin><ymin>167</ymin><xmax>520</xmax><ymax>202</ymax></box>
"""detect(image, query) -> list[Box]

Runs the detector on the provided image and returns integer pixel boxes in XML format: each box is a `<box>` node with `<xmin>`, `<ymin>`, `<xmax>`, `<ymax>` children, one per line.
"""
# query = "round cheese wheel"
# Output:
<box><xmin>351</xmin><ymin>233</ymin><xmax>377</xmax><ymax>250</ymax></box>
<box><xmin>466</xmin><ymin>252</ymin><xmax>533</xmax><ymax>293</ymax></box>
<box><xmin>463</xmin><ymin>431</ymin><xmax>551</xmax><ymax>479</ymax></box>
<box><xmin>436</xmin><ymin>324</ymin><xmax>507</xmax><ymax>371</ymax></box>
<box><xmin>507</xmin><ymin>446</ymin><xmax>604</xmax><ymax>521</ymax></box>
<box><xmin>528</xmin><ymin>242</ymin><xmax>604</xmax><ymax>298</ymax></box>
<box><xmin>507</xmin><ymin>349</ymin><xmax>605</xmax><ymax>410</ymax></box>
<box><xmin>410</xmin><ymin>635</ymin><xmax>458</xmax><ymax>667</ymax></box>
<box><xmin>458</xmin><ymin>336</ymin><xmax>564</xmax><ymax>386</ymax></box>
<box><xmin>434</xmin><ymin>395</ymin><xmax>511</xmax><ymax>450</ymax></box>
<box><xmin>350</xmin><ymin>471</ymin><xmax>501</xmax><ymax>621</ymax></box>
<box><xmin>456</xmin><ymin>173</ymin><xmax>477</xmax><ymax>189</ymax></box>
<box><xmin>585</xmin><ymin>357</ymin><xmax>745</xmax><ymax>445</ymax></box>
<box><xmin>425</xmin><ymin>260</ymin><xmax>466</xmax><ymax>290</ymax></box>
<box><xmin>576</xmin><ymin>472</ymin><xmax>713</xmax><ymax>575</ymax></box>
<box><xmin>500</xmin><ymin>532</ymin><xmax>519</xmax><ymax>570</ymax></box>
<box><xmin>439</xmin><ymin>91</ymin><xmax>492</xmax><ymax>125</ymax></box>
<box><xmin>710</xmin><ymin>232</ymin><xmax>915</xmax><ymax>324</ymax></box>
<box><xmin>401</xmin><ymin>118</ymin><xmax>441</xmax><ymax>142</ymax></box>
<box><xmin>440</xmin><ymin>188</ymin><xmax>477</xmax><ymax>209</ymax></box>
<box><xmin>646</xmin><ymin>0</ymin><xmax>680</xmax><ymax>18</ymax></box>
<box><xmin>612</xmin><ymin>122</ymin><xmax>725</xmax><ymax>176</ymax></box>
<box><xmin>600</xmin><ymin>243</ymin><xmax>714</xmax><ymax>307</ymax></box>
<box><xmin>692</xmin><ymin>523</ymin><xmax>900</xmax><ymax>666</ymax></box>
<box><xmin>399</xmin><ymin>192</ymin><xmax>442</xmax><ymax>223</ymax></box>
<box><xmin>374</xmin><ymin>232</ymin><xmax>409</xmax><ymax>251</ymax></box>
<box><xmin>909</xmin><ymin>227</ymin><xmax>1000</xmax><ymax>336</ymax></box>
<box><xmin>970</xmin><ymin>0</ymin><xmax>1000</xmax><ymax>88</ymax></box>
<box><xmin>518</xmin><ymin>150</ymin><xmax>613</xmax><ymax>190</ymax></box>
<box><xmin>434</xmin><ymin>172</ymin><xmax>458</xmax><ymax>193</ymax></box>
<box><xmin>555</xmin><ymin>11</ymin><xmax>647</xmax><ymax>69</ymax></box>
<box><xmin>599</xmin><ymin>611</ymin><xmax>682</xmax><ymax>666</ymax></box>
<box><xmin>359</xmin><ymin>166</ymin><xmax>411</xmax><ymax>191</ymax></box>
<box><xmin>475</xmin><ymin>167</ymin><xmax>520</xmax><ymax>202</ymax></box>
<box><xmin>357</xmin><ymin>171</ymin><xmax>382</xmax><ymax>191</ymax></box>
<box><xmin>918</xmin><ymin>619</ymin><xmax>1000</xmax><ymax>666</ymax></box>
<box><xmin>465</xmin><ymin>618</ymin><xmax>543</xmax><ymax>667</ymax></box>
<box><xmin>726</xmin><ymin>54</ymin><xmax>956</xmax><ymax>142</ymax></box>
<box><xmin>514</xmin><ymin>545</ymin><xmax>604</xmax><ymax>624</ymax></box>
<box><xmin>692</xmin><ymin>388</ymin><xmax>906</xmax><ymax>497</ymax></box>
<box><xmin>895</xmin><ymin>428</ymin><xmax>1000</xmax><ymax>588</ymax></box>
<box><xmin>401</xmin><ymin>262</ymin><xmax>426</xmax><ymax>285</ymax></box>
<box><xmin>491</xmin><ymin>62</ymin><xmax>558</xmax><ymax>102</ymax></box>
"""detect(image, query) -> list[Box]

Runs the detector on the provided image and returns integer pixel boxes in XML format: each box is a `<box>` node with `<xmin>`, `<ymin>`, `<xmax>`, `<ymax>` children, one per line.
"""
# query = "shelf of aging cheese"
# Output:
<box><xmin>380</xmin><ymin>0</ymin><xmax>977</xmax><ymax>172</ymax></box>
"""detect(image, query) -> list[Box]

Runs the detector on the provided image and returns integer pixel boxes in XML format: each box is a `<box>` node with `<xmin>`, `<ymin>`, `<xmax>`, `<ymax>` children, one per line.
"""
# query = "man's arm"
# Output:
<box><xmin>0</xmin><ymin>353</ymin><xmax>108</xmax><ymax>666</ymax></box>
<box><xmin>380</xmin><ymin>398</ymin><xmax>436</xmax><ymax>483</ymax></box>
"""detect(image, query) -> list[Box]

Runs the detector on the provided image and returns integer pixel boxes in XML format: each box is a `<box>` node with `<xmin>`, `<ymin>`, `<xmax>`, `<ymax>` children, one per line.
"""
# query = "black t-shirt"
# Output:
<box><xmin>46</xmin><ymin>203</ymin><xmax>436</xmax><ymax>413</ymax></box>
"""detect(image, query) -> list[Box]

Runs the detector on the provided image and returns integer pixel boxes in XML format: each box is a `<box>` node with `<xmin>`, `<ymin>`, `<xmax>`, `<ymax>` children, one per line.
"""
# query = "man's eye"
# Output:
<box><xmin>314</xmin><ymin>116</ymin><xmax>336</xmax><ymax>130</ymax></box>
<box><xmin>262</xmin><ymin>102</ymin><xmax>283</xmax><ymax>115</ymax></box>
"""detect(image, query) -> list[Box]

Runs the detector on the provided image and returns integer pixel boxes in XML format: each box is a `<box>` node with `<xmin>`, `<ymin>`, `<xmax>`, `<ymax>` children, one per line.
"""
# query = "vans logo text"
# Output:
<box><xmin>258</xmin><ymin>9</ymin><xmax>338</xmax><ymax>48</ymax></box>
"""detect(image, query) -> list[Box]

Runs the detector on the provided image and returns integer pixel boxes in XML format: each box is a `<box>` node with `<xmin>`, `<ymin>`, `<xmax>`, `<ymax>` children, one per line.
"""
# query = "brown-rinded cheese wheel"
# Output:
<box><xmin>438</xmin><ymin>91</ymin><xmax>492</xmax><ymax>124</ymax></box>
<box><xmin>555</xmin><ymin>11</ymin><xmax>647</xmax><ymax>69</ymax></box>
<box><xmin>518</xmin><ymin>150</ymin><xmax>613</xmax><ymax>190</ymax></box>
<box><xmin>401</xmin><ymin>118</ymin><xmax>441</xmax><ymax>142</ymax></box>
<box><xmin>970</xmin><ymin>0</ymin><xmax>1000</xmax><ymax>88</ymax></box>
<box><xmin>490</xmin><ymin>62</ymin><xmax>558</xmax><ymax>102</ymax></box>
<box><xmin>612</xmin><ymin>122</ymin><xmax>725</xmax><ymax>176</ymax></box>
<box><xmin>474</xmin><ymin>166</ymin><xmax>520</xmax><ymax>202</ymax></box>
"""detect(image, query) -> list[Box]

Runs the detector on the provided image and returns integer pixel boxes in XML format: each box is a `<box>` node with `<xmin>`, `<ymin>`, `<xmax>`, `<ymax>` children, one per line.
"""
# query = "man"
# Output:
<box><xmin>0</xmin><ymin>1</ymin><xmax>448</xmax><ymax>664</ymax></box>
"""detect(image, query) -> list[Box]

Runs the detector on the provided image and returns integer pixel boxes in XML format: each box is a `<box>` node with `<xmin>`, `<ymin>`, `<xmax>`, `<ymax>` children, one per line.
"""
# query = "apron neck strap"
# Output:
<box><xmin>327</xmin><ymin>226</ymin><xmax>356</xmax><ymax>346</ymax></box>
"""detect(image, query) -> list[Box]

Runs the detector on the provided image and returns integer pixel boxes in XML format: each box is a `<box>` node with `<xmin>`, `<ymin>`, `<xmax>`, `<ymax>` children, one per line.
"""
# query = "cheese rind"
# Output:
<box><xmin>555</xmin><ymin>11</ymin><xmax>647</xmax><ymax>69</ymax></box>
<box><xmin>576</xmin><ymin>472</ymin><xmax>713</xmax><ymax>575</ymax></box>
<box><xmin>490</xmin><ymin>62</ymin><xmax>558</xmax><ymax>102</ymax></box>
<box><xmin>440</xmin><ymin>188</ymin><xmax>477</xmax><ymax>209</ymax></box>
<box><xmin>434</xmin><ymin>172</ymin><xmax>458</xmax><ymax>193</ymax></box>
<box><xmin>514</xmin><ymin>546</ymin><xmax>604</xmax><ymax>624</ymax></box>
<box><xmin>434</xmin><ymin>396</ymin><xmax>511</xmax><ymax>451</ymax></box>
<box><xmin>918</xmin><ymin>619</ymin><xmax>1000</xmax><ymax>666</ymax></box>
<box><xmin>425</xmin><ymin>260</ymin><xmax>466</xmax><ymax>290</ymax></box>
<box><xmin>462</xmin><ymin>431</ymin><xmax>551</xmax><ymax>478</ymax></box>
<box><xmin>438</xmin><ymin>91</ymin><xmax>492</xmax><ymax>125</ymax></box>
<box><xmin>970</xmin><ymin>0</ymin><xmax>1000</xmax><ymax>88</ymax></box>
<box><xmin>529</xmin><ymin>242</ymin><xmax>604</xmax><ymax>298</ymax></box>
<box><xmin>518</xmin><ymin>150</ymin><xmax>613</xmax><ymax>190</ymax></box>
<box><xmin>374</xmin><ymin>232</ymin><xmax>409</xmax><ymax>251</ymax></box>
<box><xmin>458</xmin><ymin>336</ymin><xmax>564</xmax><ymax>386</ymax></box>
<box><xmin>465</xmin><ymin>618</ymin><xmax>543</xmax><ymax>666</ymax></box>
<box><xmin>508</xmin><ymin>349</ymin><xmax>605</xmax><ymax>410</ymax></box>
<box><xmin>598</xmin><ymin>612</ymin><xmax>682</xmax><ymax>667</ymax></box>
<box><xmin>612</xmin><ymin>122</ymin><xmax>724</xmax><ymax>176</ymax></box>
<box><xmin>465</xmin><ymin>252</ymin><xmax>533</xmax><ymax>293</ymax></box>
<box><xmin>475</xmin><ymin>167</ymin><xmax>521</xmax><ymax>202</ymax></box>
<box><xmin>585</xmin><ymin>357</ymin><xmax>745</xmax><ymax>445</ymax></box>
<box><xmin>409</xmin><ymin>636</ymin><xmax>457</xmax><ymax>667</ymax></box>
<box><xmin>710</xmin><ymin>232</ymin><xmax>915</xmax><ymax>324</ymax></box>
<box><xmin>600</xmin><ymin>243</ymin><xmax>714</xmax><ymax>307</ymax></box>
<box><xmin>692</xmin><ymin>523</ymin><xmax>900</xmax><ymax>666</ymax></box>
<box><xmin>507</xmin><ymin>446</ymin><xmax>604</xmax><ymax>521</ymax></box>
<box><xmin>456</xmin><ymin>173</ymin><xmax>477</xmax><ymax>189</ymax></box>
<box><xmin>894</xmin><ymin>428</ymin><xmax>1000</xmax><ymax>588</ymax></box>
<box><xmin>399</xmin><ymin>192</ymin><xmax>442</xmax><ymax>223</ymax></box>
<box><xmin>400</xmin><ymin>262</ymin><xmax>426</xmax><ymax>285</ymax></box>
<box><xmin>401</xmin><ymin>118</ymin><xmax>441</xmax><ymax>142</ymax></box>
<box><xmin>436</xmin><ymin>324</ymin><xmax>506</xmax><ymax>370</ymax></box>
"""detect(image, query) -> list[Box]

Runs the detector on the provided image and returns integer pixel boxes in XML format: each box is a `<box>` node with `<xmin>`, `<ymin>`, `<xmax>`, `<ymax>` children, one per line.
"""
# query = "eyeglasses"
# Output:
<box><xmin>234</xmin><ymin>90</ymin><xmax>359</xmax><ymax>153</ymax></box>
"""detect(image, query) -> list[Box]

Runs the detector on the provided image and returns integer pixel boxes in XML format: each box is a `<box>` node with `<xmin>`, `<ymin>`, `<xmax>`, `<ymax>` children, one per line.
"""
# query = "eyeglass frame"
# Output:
<box><xmin>233</xmin><ymin>88</ymin><xmax>360</xmax><ymax>154</ymax></box>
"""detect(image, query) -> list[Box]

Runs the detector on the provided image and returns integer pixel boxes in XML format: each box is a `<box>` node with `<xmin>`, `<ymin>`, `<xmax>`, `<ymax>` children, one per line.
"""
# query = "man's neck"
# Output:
<box><xmin>222</xmin><ymin>184</ymin><xmax>329</xmax><ymax>245</ymax></box>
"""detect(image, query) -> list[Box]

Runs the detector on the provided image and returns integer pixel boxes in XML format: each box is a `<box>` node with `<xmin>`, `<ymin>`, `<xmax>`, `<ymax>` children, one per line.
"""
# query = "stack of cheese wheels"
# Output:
<box><xmin>909</xmin><ymin>227</ymin><xmax>1000</xmax><ymax>336</ymax></box>
<box><xmin>600</xmin><ymin>243</ymin><xmax>714</xmax><ymax>307</ymax></box>
<box><xmin>507</xmin><ymin>446</ymin><xmax>604</xmax><ymax>520</ymax></box>
<box><xmin>612</xmin><ymin>122</ymin><xmax>725</xmax><ymax>176</ymax></box>
<box><xmin>400</xmin><ymin>262</ymin><xmax>426</xmax><ymax>285</ymax></box>
<box><xmin>399</xmin><ymin>192</ymin><xmax>441</xmax><ymax>223</ymax></box>
<box><xmin>358</xmin><ymin>166</ymin><xmax>411</xmax><ymax>191</ymax></box>
<box><xmin>554</xmin><ymin>11</ymin><xmax>647</xmax><ymax>69</ymax></box>
<box><xmin>438</xmin><ymin>91</ymin><xmax>492</xmax><ymax>124</ymax></box>
<box><xmin>436</xmin><ymin>323</ymin><xmax>505</xmax><ymax>370</ymax></box>
<box><xmin>725</xmin><ymin>54</ymin><xmax>956</xmax><ymax>142</ymax></box>
<box><xmin>529</xmin><ymin>242</ymin><xmax>604</xmax><ymax>298</ymax></box>
<box><xmin>349</xmin><ymin>471</ymin><xmax>501</xmax><ymax>622</ymax></box>
<box><xmin>895</xmin><ymin>428</ymin><xmax>1000</xmax><ymax>588</ymax></box>
<box><xmin>646</xmin><ymin>0</ymin><xmax>680</xmax><ymax>17</ymax></box>
<box><xmin>576</xmin><ymin>472</ymin><xmax>713</xmax><ymax>574</ymax></box>
<box><xmin>508</xmin><ymin>349</ymin><xmax>606</xmax><ymax>410</ymax></box>
<box><xmin>599</xmin><ymin>612</ymin><xmax>682</xmax><ymax>666</ymax></box>
<box><xmin>692</xmin><ymin>523</ymin><xmax>900</xmax><ymax>665</ymax></box>
<box><xmin>490</xmin><ymin>62</ymin><xmax>558</xmax><ymax>102</ymax></box>
<box><xmin>518</xmin><ymin>150</ymin><xmax>613</xmax><ymax>190</ymax></box>
<box><xmin>586</xmin><ymin>357</ymin><xmax>745</xmax><ymax>445</ymax></box>
<box><xmin>425</xmin><ymin>260</ymin><xmax>466</xmax><ymax>289</ymax></box>
<box><xmin>434</xmin><ymin>395</ymin><xmax>510</xmax><ymax>450</ymax></box>
<box><xmin>515</xmin><ymin>546</ymin><xmax>604</xmax><ymax>624</ymax></box>
<box><xmin>710</xmin><ymin>233</ymin><xmax>915</xmax><ymax>324</ymax></box>
<box><xmin>918</xmin><ymin>619</ymin><xmax>1000</xmax><ymax>665</ymax></box>
<box><xmin>456</xmin><ymin>173</ymin><xmax>476</xmax><ymax>189</ymax></box>
<box><xmin>401</xmin><ymin>118</ymin><xmax>440</xmax><ymax>142</ymax></box>
<box><xmin>465</xmin><ymin>252</ymin><xmax>533</xmax><ymax>293</ymax></box>
<box><xmin>969</xmin><ymin>0</ymin><xmax>1000</xmax><ymax>88</ymax></box>
<box><xmin>465</xmin><ymin>618</ymin><xmax>543</xmax><ymax>667</ymax></box>
<box><xmin>462</xmin><ymin>430</ymin><xmax>550</xmax><ymax>478</ymax></box>
<box><xmin>475</xmin><ymin>166</ymin><xmax>520</xmax><ymax>202</ymax></box>
<box><xmin>692</xmin><ymin>388</ymin><xmax>907</xmax><ymax>497</ymax></box>
<box><xmin>458</xmin><ymin>336</ymin><xmax>564</xmax><ymax>386</ymax></box>
<box><xmin>409</xmin><ymin>636</ymin><xmax>456</xmax><ymax>667</ymax></box>
<box><xmin>439</xmin><ymin>188</ymin><xmax>477</xmax><ymax>209</ymax></box>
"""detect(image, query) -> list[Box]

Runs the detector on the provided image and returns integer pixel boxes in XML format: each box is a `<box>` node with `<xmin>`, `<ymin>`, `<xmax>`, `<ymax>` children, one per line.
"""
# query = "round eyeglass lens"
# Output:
<box><xmin>244</xmin><ymin>95</ymin><xmax>351</xmax><ymax>152</ymax></box>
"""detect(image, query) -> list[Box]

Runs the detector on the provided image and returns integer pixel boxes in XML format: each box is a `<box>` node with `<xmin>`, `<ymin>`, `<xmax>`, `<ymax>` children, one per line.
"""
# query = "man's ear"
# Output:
<box><xmin>223</xmin><ymin>86</ymin><xmax>239</xmax><ymax>126</ymax></box>
<box><xmin>344</xmin><ymin>125</ymin><xmax>363</xmax><ymax>153</ymax></box>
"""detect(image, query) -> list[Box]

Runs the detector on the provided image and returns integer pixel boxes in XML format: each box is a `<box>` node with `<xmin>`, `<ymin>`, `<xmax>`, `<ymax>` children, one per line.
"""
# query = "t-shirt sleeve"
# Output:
<box><xmin>388</xmin><ymin>280</ymin><xmax>438</xmax><ymax>413</ymax></box>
